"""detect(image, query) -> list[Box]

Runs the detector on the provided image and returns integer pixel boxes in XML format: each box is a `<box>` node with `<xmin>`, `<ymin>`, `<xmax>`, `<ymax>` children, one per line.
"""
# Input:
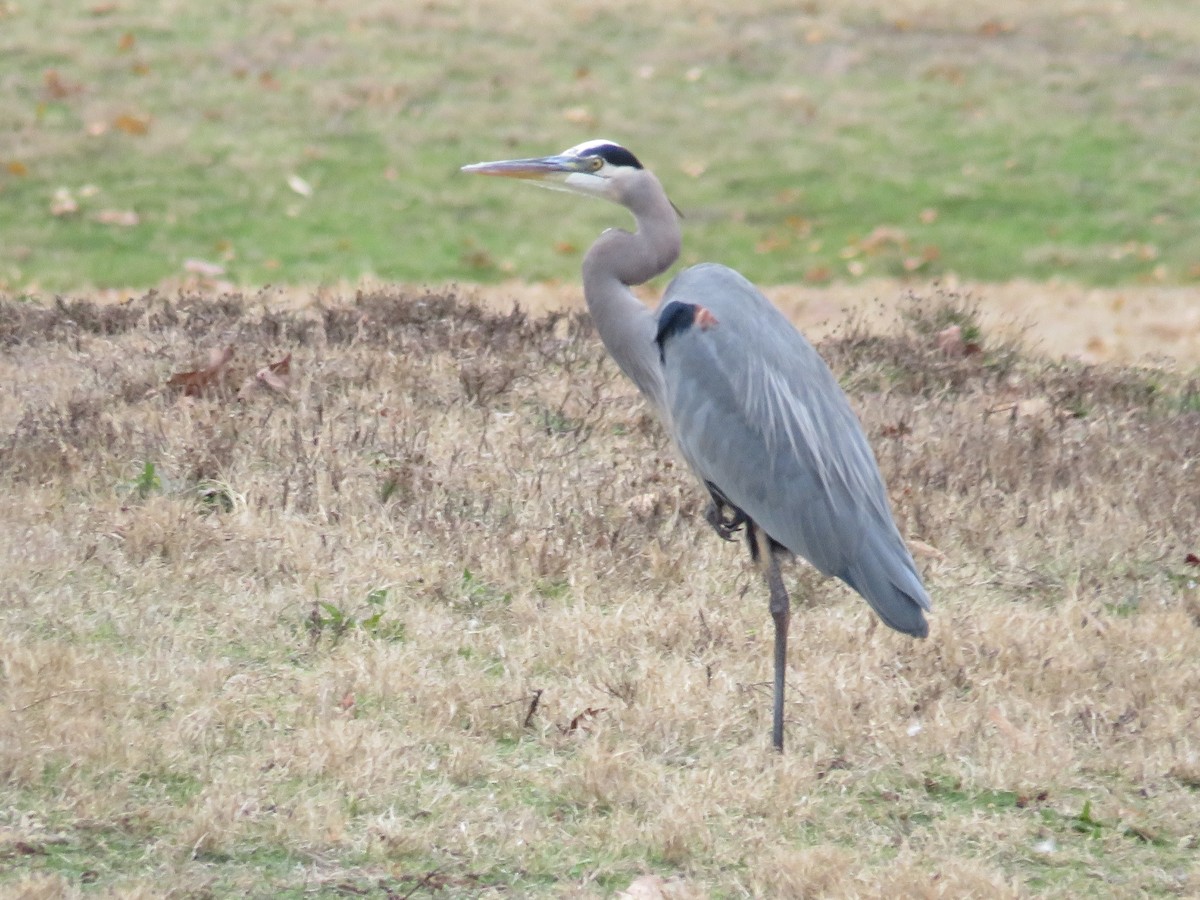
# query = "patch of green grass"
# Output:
<box><xmin>3</xmin><ymin>3</ymin><xmax>1200</xmax><ymax>289</ymax></box>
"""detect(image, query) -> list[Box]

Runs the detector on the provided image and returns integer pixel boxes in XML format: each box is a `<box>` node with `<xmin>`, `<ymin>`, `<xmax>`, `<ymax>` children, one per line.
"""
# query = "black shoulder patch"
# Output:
<box><xmin>580</xmin><ymin>143</ymin><xmax>643</xmax><ymax>170</ymax></box>
<box><xmin>654</xmin><ymin>301</ymin><xmax>696</xmax><ymax>362</ymax></box>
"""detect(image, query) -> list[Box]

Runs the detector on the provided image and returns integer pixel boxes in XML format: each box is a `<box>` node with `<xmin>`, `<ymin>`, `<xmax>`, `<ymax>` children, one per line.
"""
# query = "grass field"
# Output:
<box><xmin>3</xmin><ymin>2</ymin><xmax>1200</xmax><ymax>897</ymax></box>
<box><xmin>1</xmin><ymin>289</ymin><xmax>1198</xmax><ymax>896</ymax></box>
<box><xmin>3</xmin><ymin>0</ymin><xmax>1200</xmax><ymax>290</ymax></box>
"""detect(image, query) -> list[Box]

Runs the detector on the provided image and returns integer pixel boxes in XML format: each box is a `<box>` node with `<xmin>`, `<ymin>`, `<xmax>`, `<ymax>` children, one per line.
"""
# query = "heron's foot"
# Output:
<box><xmin>705</xmin><ymin>500</ymin><xmax>747</xmax><ymax>542</ymax></box>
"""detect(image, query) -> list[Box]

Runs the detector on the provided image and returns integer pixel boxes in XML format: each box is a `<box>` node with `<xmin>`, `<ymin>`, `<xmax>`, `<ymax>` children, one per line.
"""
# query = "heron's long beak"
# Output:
<box><xmin>460</xmin><ymin>155</ymin><xmax>589</xmax><ymax>183</ymax></box>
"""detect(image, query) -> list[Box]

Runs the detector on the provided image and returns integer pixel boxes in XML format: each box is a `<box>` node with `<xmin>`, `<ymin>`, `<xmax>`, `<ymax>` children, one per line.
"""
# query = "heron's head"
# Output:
<box><xmin>461</xmin><ymin>139</ymin><xmax>648</xmax><ymax>205</ymax></box>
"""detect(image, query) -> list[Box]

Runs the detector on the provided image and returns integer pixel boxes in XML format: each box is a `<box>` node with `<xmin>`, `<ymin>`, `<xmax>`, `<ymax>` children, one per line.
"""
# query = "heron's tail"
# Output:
<box><xmin>841</xmin><ymin>528</ymin><xmax>931</xmax><ymax>638</ymax></box>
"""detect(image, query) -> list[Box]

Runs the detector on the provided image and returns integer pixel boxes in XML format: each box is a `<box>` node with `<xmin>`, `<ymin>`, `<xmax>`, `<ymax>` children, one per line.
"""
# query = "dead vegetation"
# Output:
<box><xmin>0</xmin><ymin>286</ymin><xmax>1197</xmax><ymax>897</ymax></box>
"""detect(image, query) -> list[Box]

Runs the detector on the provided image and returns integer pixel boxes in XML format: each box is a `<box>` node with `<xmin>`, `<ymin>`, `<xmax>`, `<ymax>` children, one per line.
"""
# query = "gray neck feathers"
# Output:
<box><xmin>580</xmin><ymin>171</ymin><xmax>681</xmax><ymax>415</ymax></box>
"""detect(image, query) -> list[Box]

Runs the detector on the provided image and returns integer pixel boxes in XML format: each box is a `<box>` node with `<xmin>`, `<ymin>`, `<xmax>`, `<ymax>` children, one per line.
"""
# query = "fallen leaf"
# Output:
<box><xmin>50</xmin><ymin>187</ymin><xmax>78</xmax><ymax>217</ymax></box>
<box><xmin>258</xmin><ymin>71</ymin><xmax>280</xmax><ymax>90</ymax></box>
<box><xmin>117</xmin><ymin>31</ymin><xmax>135</xmax><ymax>52</ymax></box>
<box><xmin>168</xmin><ymin>346</ymin><xmax>234</xmax><ymax>397</ymax></box>
<box><xmin>562</xmin><ymin>106</ymin><xmax>595</xmax><ymax>127</ymax></box>
<box><xmin>113</xmin><ymin>112</ymin><xmax>150</xmax><ymax>135</ymax></box>
<box><xmin>553</xmin><ymin>241</ymin><xmax>577</xmax><ymax>255</ymax></box>
<box><xmin>978</xmin><ymin>19</ymin><xmax>1014</xmax><ymax>37</ymax></box>
<box><xmin>755</xmin><ymin>233</ymin><xmax>787</xmax><ymax>254</ymax></box>
<box><xmin>936</xmin><ymin>324</ymin><xmax>981</xmax><ymax>357</ymax></box>
<box><xmin>908</xmin><ymin>538</ymin><xmax>946</xmax><ymax>561</ymax></box>
<box><xmin>287</xmin><ymin>174</ymin><xmax>313</xmax><ymax>197</ymax></box>
<box><xmin>256</xmin><ymin>353</ymin><xmax>292</xmax><ymax>393</ymax></box>
<box><xmin>6</xmin><ymin>160</ymin><xmax>28</xmax><ymax>176</ymax></box>
<box><xmin>240</xmin><ymin>353</ymin><xmax>293</xmax><ymax>398</ymax></box>
<box><xmin>90</xmin><ymin>2</ymin><xmax>118</xmax><ymax>14</ymax></box>
<box><xmin>94</xmin><ymin>209</ymin><xmax>139</xmax><ymax>227</ymax></box>
<box><xmin>1185</xmin><ymin>553</ymin><xmax>1200</xmax><ymax>567</ymax></box>
<box><xmin>859</xmin><ymin>225</ymin><xmax>908</xmax><ymax>254</ymax></box>
<box><xmin>562</xmin><ymin>707</ymin><xmax>607</xmax><ymax>734</ymax></box>
<box><xmin>43</xmin><ymin>69</ymin><xmax>82</xmax><ymax>99</ymax></box>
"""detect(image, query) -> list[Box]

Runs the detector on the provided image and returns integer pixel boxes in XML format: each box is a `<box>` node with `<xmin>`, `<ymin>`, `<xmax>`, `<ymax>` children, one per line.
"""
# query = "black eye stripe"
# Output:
<box><xmin>579</xmin><ymin>144</ymin><xmax>644</xmax><ymax>170</ymax></box>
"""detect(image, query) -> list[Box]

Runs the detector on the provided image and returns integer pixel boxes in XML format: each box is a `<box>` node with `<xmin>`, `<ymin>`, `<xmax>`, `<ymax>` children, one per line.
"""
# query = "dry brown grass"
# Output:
<box><xmin>1</xmin><ymin>287</ymin><xmax>1198</xmax><ymax>897</ymax></box>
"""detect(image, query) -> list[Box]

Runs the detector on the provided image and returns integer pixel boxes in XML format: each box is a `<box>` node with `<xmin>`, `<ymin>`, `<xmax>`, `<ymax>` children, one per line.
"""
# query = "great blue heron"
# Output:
<box><xmin>463</xmin><ymin>140</ymin><xmax>931</xmax><ymax>751</ymax></box>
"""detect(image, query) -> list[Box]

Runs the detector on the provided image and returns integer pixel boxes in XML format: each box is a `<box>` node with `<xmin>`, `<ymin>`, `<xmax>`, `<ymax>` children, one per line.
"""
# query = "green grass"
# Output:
<box><xmin>3</xmin><ymin>1</ymin><xmax>1200</xmax><ymax>290</ymax></box>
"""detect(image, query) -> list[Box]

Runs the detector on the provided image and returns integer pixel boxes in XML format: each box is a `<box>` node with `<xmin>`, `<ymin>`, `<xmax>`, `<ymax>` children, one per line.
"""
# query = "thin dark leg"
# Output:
<box><xmin>764</xmin><ymin>542</ymin><xmax>790</xmax><ymax>752</ymax></box>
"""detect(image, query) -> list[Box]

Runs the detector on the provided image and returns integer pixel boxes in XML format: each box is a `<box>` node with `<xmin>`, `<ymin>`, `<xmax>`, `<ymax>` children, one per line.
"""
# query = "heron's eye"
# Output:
<box><xmin>587</xmin><ymin>156</ymin><xmax>604</xmax><ymax>172</ymax></box>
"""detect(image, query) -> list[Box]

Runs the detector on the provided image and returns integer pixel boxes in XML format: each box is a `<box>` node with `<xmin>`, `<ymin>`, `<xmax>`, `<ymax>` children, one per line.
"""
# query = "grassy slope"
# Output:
<box><xmin>1</xmin><ymin>290</ymin><xmax>1197</xmax><ymax>896</ymax></box>
<box><xmin>2</xmin><ymin>0</ymin><xmax>1200</xmax><ymax>290</ymax></box>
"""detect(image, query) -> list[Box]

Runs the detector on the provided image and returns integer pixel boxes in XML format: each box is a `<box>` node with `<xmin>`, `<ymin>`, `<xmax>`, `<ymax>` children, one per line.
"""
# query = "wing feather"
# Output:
<box><xmin>657</xmin><ymin>263</ymin><xmax>930</xmax><ymax>635</ymax></box>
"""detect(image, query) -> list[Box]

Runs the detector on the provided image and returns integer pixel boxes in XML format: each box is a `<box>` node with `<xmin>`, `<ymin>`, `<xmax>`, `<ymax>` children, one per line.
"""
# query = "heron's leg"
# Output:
<box><xmin>759</xmin><ymin>532</ymin><xmax>790</xmax><ymax>753</ymax></box>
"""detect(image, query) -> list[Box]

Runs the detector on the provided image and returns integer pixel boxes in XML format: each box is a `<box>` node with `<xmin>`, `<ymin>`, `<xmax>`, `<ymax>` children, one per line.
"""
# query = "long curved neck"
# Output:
<box><xmin>581</xmin><ymin>171</ymin><xmax>681</xmax><ymax>415</ymax></box>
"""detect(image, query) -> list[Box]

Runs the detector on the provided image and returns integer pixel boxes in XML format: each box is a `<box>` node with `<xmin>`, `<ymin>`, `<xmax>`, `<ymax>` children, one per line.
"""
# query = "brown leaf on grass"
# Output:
<box><xmin>117</xmin><ymin>31</ymin><xmax>136</xmax><ymax>52</ymax></box>
<box><xmin>256</xmin><ymin>353</ymin><xmax>292</xmax><ymax>393</ymax></box>
<box><xmin>936</xmin><ymin>324</ymin><xmax>963</xmax><ymax>355</ymax></box>
<box><xmin>239</xmin><ymin>353</ymin><xmax>293</xmax><ymax>399</ymax></box>
<box><xmin>50</xmin><ymin>188</ymin><xmax>78</xmax><ymax>217</ymax></box>
<box><xmin>168</xmin><ymin>346</ymin><xmax>234</xmax><ymax>397</ymax></box>
<box><xmin>43</xmin><ymin>70</ymin><xmax>83</xmax><ymax>100</ymax></box>
<box><xmin>755</xmin><ymin>233</ymin><xmax>788</xmax><ymax>254</ymax></box>
<box><xmin>935</xmin><ymin>324</ymin><xmax>981</xmax><ymax>357</ymax></box>
<box><xmin>94</xmin><ymin>209</ymin><xmax>139</xmax><ymax>227</ymax></box>
<box><xmin>859</xmin><ymin>225</ymin><xmax>908</xmax><ymax>255</ymax></box>
<box><xmin>113</xmin><ymin>113</ymin><xmax>150</xmax><ymax>135</ymax></box>
<box><xmin>562</xmin><ymin>707</ymin><xmax>607</xmax><ymax>734</ymax></box>
<box><xmin>562</xmin><ymin>106</ymin><xmax>595</xmax><ymax>127</ymax></box>
<box><xmin>6</xmin><ymin>160</ymin><xmax>28</xmax><ymax>176</ymax></box>
<box><xmin>979</xmin><ymin>19</ymin><xmax>1014</xmax><ymax>37</ymax></box>
<box><xmin>908</xmin><ymin>538</ymin><xmax>946</xmax><ymax>562</ymax></box>
<box><xmin>1185</xmin><ymin>553</ymin><xmax>1200</xmax><ymax>567</ymax></box>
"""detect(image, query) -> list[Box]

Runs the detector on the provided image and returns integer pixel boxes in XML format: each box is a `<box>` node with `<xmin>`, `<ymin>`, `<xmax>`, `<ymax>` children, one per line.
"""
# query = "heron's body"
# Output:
<box><xmin>654</xmin><ymin>264</ymin><xmax>929</xmax><ymax>637</ymax></box>
<box><xmin>463</xmin><ymin>139</ymin><xmax>931</xmax><ymax>750</ymax></box>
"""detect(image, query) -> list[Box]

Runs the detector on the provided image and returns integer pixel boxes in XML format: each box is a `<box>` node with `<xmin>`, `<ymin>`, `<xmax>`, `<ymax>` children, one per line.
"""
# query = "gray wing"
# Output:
<box><xmin>657</xmin><ymin>263</ymin><xmax>931</xmax><ymax>637</ymax></box>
